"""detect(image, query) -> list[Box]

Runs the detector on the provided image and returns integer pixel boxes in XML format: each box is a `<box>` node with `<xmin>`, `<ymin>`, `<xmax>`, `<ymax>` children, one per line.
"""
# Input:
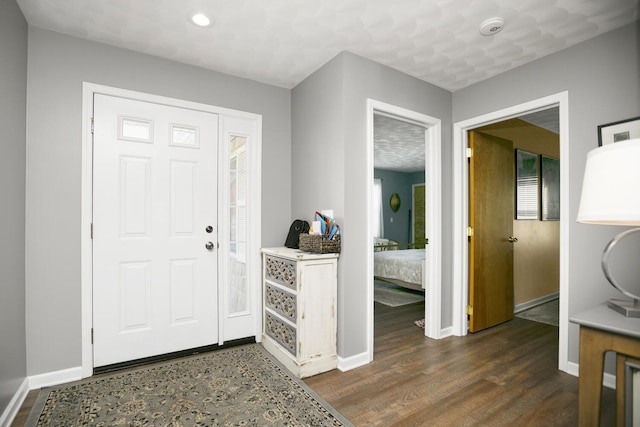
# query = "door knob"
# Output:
<box><xmin>205</xmin><ymin>241</ymin><xmax>214</xmax><ymax>250</ymax></box>
<box><xmin>508</xmin><ymin>236</ymin><xmax>518</xmax><ymax>243</ymax></box>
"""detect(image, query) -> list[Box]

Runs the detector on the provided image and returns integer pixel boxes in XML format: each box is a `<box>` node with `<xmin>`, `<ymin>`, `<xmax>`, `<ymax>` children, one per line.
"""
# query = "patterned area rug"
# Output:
<box><xmin>515</xmin><ymin>299</ymin><xmax>559</xmax><ymax>327</ymax></box>
<box><xmin>26</xmin><ymin>344</ymin><xmax>353</xmax><ymax>426</ymax></box>
<box><xmin>374</xmin><ymin>281</ymin><xmax>425</xmax><ymax>307</ymax></box>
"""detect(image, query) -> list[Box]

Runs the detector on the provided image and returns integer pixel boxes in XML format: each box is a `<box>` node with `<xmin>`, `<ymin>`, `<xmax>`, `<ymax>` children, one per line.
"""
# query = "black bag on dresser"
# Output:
<box><xmin>284</xmin><ymin>220</ymin><xmax>310</xmax><ymax>249</ymax></box>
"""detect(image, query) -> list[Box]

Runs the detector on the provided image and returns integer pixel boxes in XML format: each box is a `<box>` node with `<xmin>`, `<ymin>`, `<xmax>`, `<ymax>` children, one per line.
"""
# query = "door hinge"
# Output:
<box><xmin>91</xmin><ymin>328</ymin><xmax>94</xmax><ymax>344</ymax></box>
<box><xmin>90</xmin><ymin>223</ymin><xmax>93</xmax><ymax>239</ymax></box>
<box><xmin>467</xmin><ymin>305</ymin><xmax>473</xmax><ymax>315</ymax></box>
<box><xmin>466</xmin><ymin>227</ymin><xmax>474</xmax><ymax>236</ymax></box>
<box><xmin>91</xmin><ymin>117</ymin><xmax>94</xmax><ymax>135</ymax></box>
<box><xmin>466</xmin><ymin>148</ymin><xmax>473</xmax><ymax>158</ymax></box>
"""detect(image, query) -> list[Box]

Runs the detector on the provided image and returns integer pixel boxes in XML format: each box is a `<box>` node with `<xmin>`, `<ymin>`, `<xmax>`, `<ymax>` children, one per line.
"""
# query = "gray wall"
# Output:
<box><xmin>13</xmin><ymin>8</ymin><xmax>639</xmax><ymax>393</ymax></box>
<box><xmin>25</xmin><ymin>28</ymin><xmax>292</xmax><ymax>376</ymax></box>
<box><xmin>291</xmin><ymin>23</ymin><xmax>638</xmax><ymax>363</ymax></box>
<box><xmin>291</xmin><ymin>54</ymin><xmax>345</xmax><ymax>229</ymax></box>
<box><xmin>292</xmin><ymin>52</ymin><xmax>452</xmax><ymax>358</ymax></box>
<box><xmin>0</xmin><ymin>0</ymin><xmax>28</xmax><ymax>415</ymax></box>
<box><xmin>290</xmin><ymin>53</ymin><xmax>347</xmax><ymax>351</ymax></box>
<box><xmin>453</xmin><ymin>22</ymin><xmax>640</xmax><ymax>364</ymax></box>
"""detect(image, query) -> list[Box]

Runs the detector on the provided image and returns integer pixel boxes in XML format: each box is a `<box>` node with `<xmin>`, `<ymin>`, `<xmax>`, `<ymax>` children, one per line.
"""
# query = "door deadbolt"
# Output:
<box><xmin>205</xmin><ymin>241</ymin><xmax>214</xmax><ymax>250</ymax></box>
<box><xmin>205</xmin><ymin>225</ymin><xmax>213</xmax><ymax>233</ymax></box>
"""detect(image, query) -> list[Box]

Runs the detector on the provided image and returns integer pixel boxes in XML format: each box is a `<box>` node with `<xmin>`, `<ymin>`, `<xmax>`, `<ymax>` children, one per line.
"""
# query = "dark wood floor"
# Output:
<box><xmin>304</xmin><ymin>301</ymin><xmax>616</xmax><ymax>427</ymax></box>
<box><xmin>11</xmin><ymin>301</ymin><xmax>615</xmax><ymax>426</ymax></box>
<box><xmin>11</xmin><ymin>390</ymin><xmax>38</xmax><ymax>426</ymax></box>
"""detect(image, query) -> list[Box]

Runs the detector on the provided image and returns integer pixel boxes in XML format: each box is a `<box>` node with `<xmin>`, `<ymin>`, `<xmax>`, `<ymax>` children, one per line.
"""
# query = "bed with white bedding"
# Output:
<box><xmin>374</xmin><ymin>248</ymin><xmax>425</xmax><ymax>291</ymax></box>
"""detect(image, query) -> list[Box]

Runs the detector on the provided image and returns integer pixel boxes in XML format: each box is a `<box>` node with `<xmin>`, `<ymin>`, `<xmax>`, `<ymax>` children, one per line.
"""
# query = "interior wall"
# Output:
<box><xmin>18</xmin><ymin>6</ymin><xmax>637</xmax><ymax>384</ymax></box>
<box><xmin>25</xmin><ymin>28</ymin><xmax>291</xmax><ymax>376</ymax></box>
<box><xmin>342</xmin><ymin>53</ymin><xmax>453</xmax><ymax>354</ymax></box>
<box><xmin>453</xmin><ymin>22</ymin><xmax>639</xmax><ymax>365</ymax></box>
<box><xmin>292</xmin><ymin>51</ymin><xmax>452</xmax><ymax>359</ymax></box>
<box><xmin>290</xmin><ymin>54</ymin><xmax>345</xmax><ymax>232</ymax></box>
<box><xmin>0</xmin><ymin>0</ymin><xmax>28</xmax><ymax>416</ymax></box>
<box><xmin>476</xmin><ymin>119</ymin><xmax>560</xmax><ymax>306</ymax></box>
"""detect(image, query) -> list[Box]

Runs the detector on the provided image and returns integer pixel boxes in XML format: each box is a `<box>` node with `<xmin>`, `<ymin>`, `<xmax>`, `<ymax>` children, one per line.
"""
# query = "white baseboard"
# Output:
<box><xmin>439</xmin><ymin>326</ymin><xmax>453</xmax><ymax>338</ymax></box>
<box><xmin>566</xmin><ymin>361</ymin><xmax>616</xmax><ymax>389</ymax></box>
<box><xmin>28</xmin><ymin>366</ymin><xmax>83</xmax><ymax>389</ymax></box>
<box><xmin>1</xmin><ymin>367</ymin><xmax>84</xmax><ymax>426</ymax></box>
<box><xmin>514</xmin><ymin>292</ymin><xmax>559</xmax><ymax>314</ymax></box>
<box><xmin>0</xmin><ymin>378</ymin><xmax>29</xmax><ymax>427</ymax></box>
<box><xmin>337</xmin><ymin>351</ymin><xmax>370</xmax><ymax>372</ymax></box>
<box><xmin>566</xmin><ymin>361</ymin><xmax>579</xmax><ymax>377</ymax></box>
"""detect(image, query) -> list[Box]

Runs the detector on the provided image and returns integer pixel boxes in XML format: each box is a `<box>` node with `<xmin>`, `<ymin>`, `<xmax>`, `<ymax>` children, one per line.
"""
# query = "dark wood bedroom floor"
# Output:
<box><xmin>304</xmin><ymin>301</ymin><xmax>616</xmax><ymax>427</ymax></box>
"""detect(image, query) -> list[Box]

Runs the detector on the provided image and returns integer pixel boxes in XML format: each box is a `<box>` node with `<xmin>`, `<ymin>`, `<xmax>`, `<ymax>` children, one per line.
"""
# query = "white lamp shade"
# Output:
<box><xmin>577</xmin><ymin>138</ymin><xmax>640</xmax><ymax>225</ymax></box>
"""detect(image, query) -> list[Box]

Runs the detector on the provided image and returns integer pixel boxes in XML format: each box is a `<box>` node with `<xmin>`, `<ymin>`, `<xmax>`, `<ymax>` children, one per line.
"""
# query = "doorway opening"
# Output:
<box><xmin>366</xmin><ymin>99</ymin><xmax>442</xmax><ymax>362</ymax></box>
<box><xmin>467</xmin><ymin>112</ymin><xmax>560</xmax><ymax>333</ymax></box>
<box><xmin>452</xmin><ymin>92</ymin><xmax>570</xmax><ymax>372</ymax></box>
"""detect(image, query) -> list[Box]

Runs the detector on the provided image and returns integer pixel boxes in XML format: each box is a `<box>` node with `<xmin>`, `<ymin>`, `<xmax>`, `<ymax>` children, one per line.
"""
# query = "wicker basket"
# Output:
<box><xmin>298</xmin><ymin>234</ymin><xmax>341</xmax><ymax>254</ymax></box>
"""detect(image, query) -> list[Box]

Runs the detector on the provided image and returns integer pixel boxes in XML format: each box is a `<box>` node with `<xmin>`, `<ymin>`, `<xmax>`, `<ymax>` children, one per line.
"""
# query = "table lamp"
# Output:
<box><xmin>576</xmin><ymin>138</ymin><xmax>640</xmax><ymax>317</ymax></box>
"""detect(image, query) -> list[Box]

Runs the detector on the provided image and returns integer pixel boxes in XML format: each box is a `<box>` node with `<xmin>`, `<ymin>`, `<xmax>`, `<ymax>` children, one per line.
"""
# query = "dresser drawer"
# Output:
<box><xmin>265</xmin><ymin>311</ymin><xmax>296</xmax><ymax>356</ymax></box>
<box><xmin>264</xmin><ymin>255</ymin><xmax>297</xmax><ymax>290</ymax></box>
<box><xmin>265</xmin><ymin>283</ymin><xmax>297</xmax><ymax>323</ymax></box>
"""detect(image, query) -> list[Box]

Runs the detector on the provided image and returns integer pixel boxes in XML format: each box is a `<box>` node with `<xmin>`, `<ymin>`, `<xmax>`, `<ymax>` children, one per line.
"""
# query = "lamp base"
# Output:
<box><xmin>607</xmin><ymin>299</ymin><xmax>640</xmax><ymax>318</ymax></box>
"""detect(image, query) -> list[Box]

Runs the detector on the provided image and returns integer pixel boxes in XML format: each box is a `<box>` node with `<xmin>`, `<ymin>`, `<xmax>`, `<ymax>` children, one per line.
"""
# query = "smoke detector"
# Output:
<box><xmin>479</xmin><ymin>17</ymin><xmax>505</xmax><ymax>36</ymax></box>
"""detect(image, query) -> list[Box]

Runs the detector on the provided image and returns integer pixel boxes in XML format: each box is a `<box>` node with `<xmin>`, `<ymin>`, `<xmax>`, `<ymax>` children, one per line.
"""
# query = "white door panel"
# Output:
<box><xmin>93</xmin><ymin>94</ymin><xmax>218</xmax><ymax>367</ymax></box>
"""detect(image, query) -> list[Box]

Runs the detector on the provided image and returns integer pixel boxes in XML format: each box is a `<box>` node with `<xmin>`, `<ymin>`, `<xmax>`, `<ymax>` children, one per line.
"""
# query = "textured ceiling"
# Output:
<box><xmin>374</xmin><ymin>115</ymin><xmax>426</xmax><ymax>173</ymax></box>
<box><xmin>16</xmin><ymin>0</ymin><xmax>639</xmax><ymax>92</ymax></box>
<box><xmin>15</xmin><ymin>0</ymin><xmax>633</xmax><ymax>172</ymax></box>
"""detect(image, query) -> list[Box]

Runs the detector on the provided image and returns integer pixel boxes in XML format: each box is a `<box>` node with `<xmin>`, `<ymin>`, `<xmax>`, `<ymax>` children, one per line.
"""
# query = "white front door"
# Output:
<box><xmin>92</xmin><ymin>93</ymin><xmax>219</xmax><ymax>367</ymax></box>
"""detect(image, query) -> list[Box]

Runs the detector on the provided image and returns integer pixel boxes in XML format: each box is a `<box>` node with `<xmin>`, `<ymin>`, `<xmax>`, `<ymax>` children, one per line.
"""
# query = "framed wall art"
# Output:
<box><xmin>597</xmin><ymin>116</ymin><xmax>640</xmax><ymax>146</ymax></box>
<box><xmin>541</xmin><ymin>155</ymin><xmax>560</xmax><ymax>221</ymax></box>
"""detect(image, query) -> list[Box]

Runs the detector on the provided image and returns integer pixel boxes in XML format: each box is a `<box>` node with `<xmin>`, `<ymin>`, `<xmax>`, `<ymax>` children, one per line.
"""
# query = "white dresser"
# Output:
<box><xmin>261</xmin><ymin>247</ymin><xmax>339</xmax><ymax>378</ymax></box>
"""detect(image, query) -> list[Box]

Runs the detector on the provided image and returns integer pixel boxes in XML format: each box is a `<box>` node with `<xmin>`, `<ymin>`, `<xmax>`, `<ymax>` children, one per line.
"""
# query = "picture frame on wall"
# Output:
<box><xmin>515</xmin><ymin>149</ymin><xmax>539</xmax><ymax>220</ymax></box>
<box><xmin>541</xmin><ymin>155</ymin><xmax>560</xmax><ymax>221</ymax></box>
<box><xmin>597</xmin><ymin>116</ymin><xmax>640</xmax><ymax>146</ymax></box>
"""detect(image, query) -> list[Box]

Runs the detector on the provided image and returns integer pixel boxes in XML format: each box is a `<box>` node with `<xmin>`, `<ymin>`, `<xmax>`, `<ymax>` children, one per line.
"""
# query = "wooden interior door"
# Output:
<box><xmin>468</xmin><ymin>130</ymin><xmax>515</xmax><ymax>333</ymax></box>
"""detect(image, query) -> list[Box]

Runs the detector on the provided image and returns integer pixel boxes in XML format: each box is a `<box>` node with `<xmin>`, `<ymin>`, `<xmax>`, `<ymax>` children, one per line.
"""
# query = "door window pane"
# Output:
<box><xmin>228</xmin><ymin>135</ymin><xmax>248</xmax><ymax>314</ymax></box>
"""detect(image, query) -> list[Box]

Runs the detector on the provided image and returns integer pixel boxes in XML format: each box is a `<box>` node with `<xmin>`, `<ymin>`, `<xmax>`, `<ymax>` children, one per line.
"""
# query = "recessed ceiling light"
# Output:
<box><xmin>191</xmin><ymin>13</ymin><xmax>211</xmax><ymax>27</ymax></box>
<box><xmin>479</xmin><ymin>17</ymin><xmax>504</xmax><ymax>36</ymax></box>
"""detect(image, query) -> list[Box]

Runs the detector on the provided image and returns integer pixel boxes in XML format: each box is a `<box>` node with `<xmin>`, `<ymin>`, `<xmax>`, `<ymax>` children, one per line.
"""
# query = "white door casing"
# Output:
<box><xmin>81</xmin><ymin>83</ymin><xmax>262</xmax><ymax>377</ymax></box>
<box><xmin>92</xmin><ymin>94</ymin><xmax>219</xmax><ymax>367</ymax></box>
<box><xmin>451</xmin><ymin>92</ymin><xmax>570</xmax><ymax>373</ymax></box>
<box><xmin>366</xmin><ymin>99</ymin><xmax>442</xmax><ymax>365</ymax></box>
<box><xmin>218</xmin><ymin>115</ymin><xmax>261</xmax><ymax>342</ymax></box>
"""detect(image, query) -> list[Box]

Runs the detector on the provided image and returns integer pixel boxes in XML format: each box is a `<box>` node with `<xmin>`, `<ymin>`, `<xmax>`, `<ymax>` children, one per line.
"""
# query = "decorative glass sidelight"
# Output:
<box><xmin>219</xmin><ymin>114</ymin><xmax>260</xmax><ymax>343</ymax></box>
<box><xmin>228</xmin><ymin>135</ymin><xmax>248</xmax><ymax>314</ymax></box>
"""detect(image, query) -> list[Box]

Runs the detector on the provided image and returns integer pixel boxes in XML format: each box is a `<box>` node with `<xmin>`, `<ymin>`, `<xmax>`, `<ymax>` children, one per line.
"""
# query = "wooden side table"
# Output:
<box><xmin>571</xmin><ymin>303</ymin><xmax>640</xmax><ymax>426</ymax></box>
